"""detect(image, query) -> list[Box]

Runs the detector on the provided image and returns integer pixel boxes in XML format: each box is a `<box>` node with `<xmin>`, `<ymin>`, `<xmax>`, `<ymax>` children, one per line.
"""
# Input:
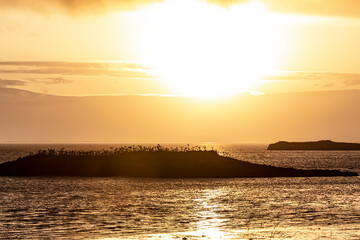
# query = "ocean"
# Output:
<box><xmin>0</xmin><ymin>143</ymin><xmax>360</xmax><ymax>239</ymax></box>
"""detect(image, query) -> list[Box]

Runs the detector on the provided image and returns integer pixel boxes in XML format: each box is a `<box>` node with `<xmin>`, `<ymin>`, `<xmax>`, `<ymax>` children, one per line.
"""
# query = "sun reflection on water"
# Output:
<box><xmin>200</xmin><ymin>228</ymin><xmax>225</xmax><ymax>239</ymax></box>
<box><xmin>193</xmin><ymin>188</ymin><xmax>228</xmax><ymax>239</ymax></box>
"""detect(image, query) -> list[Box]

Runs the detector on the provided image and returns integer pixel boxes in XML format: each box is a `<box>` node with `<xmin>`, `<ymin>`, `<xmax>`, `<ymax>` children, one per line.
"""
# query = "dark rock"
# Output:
<box><xmin>0</xmin><ymin>150</ymin><xmax>357</xmax><ymax>177</ymax></box>
<box><xmin>267</xmin><ymin>140</ymin><xmax>360</xmax><ymax>150</ymax></box>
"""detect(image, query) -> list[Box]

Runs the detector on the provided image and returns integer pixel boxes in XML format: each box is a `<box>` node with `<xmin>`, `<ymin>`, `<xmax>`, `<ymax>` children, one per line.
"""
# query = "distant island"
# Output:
<box><xmin>0</xmin><ymin>145</ymin><xmax>357</xmax><ymax>177</ymax></box>
<box><xmin>267</xmin><ymin>140</ymin><xmax>360</xmax><ymax>150</ymax></box>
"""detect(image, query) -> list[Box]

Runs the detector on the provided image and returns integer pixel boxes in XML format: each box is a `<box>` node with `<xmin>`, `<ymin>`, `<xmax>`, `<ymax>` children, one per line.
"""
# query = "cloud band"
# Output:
<box><xmin>0</xmin><ymin>0</ymin><xmax>359</xmax><ymax>18</ymax></box>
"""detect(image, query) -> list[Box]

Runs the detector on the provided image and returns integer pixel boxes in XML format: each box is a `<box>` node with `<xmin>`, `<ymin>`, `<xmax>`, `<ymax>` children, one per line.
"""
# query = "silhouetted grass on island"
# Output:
<box><xmin>0</xmin><ymin>145</ymin><xmax>357</xmax><ymax>177</ymax></box>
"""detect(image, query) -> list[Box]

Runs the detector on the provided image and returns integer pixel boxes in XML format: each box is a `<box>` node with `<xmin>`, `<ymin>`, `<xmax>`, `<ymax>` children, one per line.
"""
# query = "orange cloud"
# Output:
<box><xmin>207</xmin><ymin>0</ymin><xmax>360</xmax><ymax>18</ymax></box>
<box><xmin>0</xmin><ymin>61</ymin><xmax>156</xmax><ymax>79</ymax></box>
<box><xmin>0</xmin><ymin>0</ymin><xmax>163</xmax><ymax>16</ymax></box>
<box><xmin>0</xmin><ymin>79</ymin><xmax>26</xmax><ymax>87</ymax></box>
<box><xmin>266</xmin><ymin>71</ymin><xmax>360</xmax><ymax>85</ymax></box>
<box><xmin>1</xmin><ymin>0</ymin><xmax>360</xmax><ymax>18</ymax></box>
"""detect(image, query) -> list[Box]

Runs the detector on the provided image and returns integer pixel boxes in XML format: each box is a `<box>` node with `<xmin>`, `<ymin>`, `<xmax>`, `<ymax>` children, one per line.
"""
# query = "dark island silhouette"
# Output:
<box><xmin>0</xmin><ymin>145</ymin><xmax>357</xmax><ymax>177</ymax></box>
<box><xmin>268</xmin><ymin>140</ymin><xmax>360</xmax><ymax>150</ymax></box>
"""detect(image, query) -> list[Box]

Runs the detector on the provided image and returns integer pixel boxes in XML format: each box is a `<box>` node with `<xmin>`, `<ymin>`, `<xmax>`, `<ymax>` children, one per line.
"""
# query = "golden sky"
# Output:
<box><xmin>1</xmin><ymin>0</ymin><xmax>360</xmax><ymax>97</ymax></box>
<box><xmin>0</xmin><ymin>0</ymin><xmax>360</xmax><ymax>142</ymax></box>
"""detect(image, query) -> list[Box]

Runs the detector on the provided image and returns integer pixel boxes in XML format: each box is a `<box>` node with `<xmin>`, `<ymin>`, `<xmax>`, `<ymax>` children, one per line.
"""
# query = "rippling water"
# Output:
<box><xmin>0</xmin><ymin>144</ymin><xmax>360</xmax><ymax>239</ymax></box>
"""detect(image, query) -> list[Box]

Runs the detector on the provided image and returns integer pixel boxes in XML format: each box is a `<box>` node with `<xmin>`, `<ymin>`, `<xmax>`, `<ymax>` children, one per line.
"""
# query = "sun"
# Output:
<box><xmin>127</xmin><ymin>0</ymin><xmax>286</xmax><ymax>99</ymax></box>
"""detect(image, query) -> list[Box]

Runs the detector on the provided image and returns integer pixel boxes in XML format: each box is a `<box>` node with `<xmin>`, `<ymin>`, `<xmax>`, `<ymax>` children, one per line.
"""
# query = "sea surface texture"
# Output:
<box><xmin>0</xmin><ymin>144</ymin><xmax>360</xmax><ymax>239</ymax></box>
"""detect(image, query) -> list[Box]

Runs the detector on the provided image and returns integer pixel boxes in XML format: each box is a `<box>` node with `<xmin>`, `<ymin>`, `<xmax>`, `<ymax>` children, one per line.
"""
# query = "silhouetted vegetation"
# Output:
<box><xmin>27</xmin><ymin>144</ymin><xmax>214</xmax><ymax>157</ymax></box>
<box><xmin>268</xmin><ymin>140</ymin><xmax>360</xmax><ymax>150</ymax></box>
<box><xmin>0</xmin><ymin>145</ymin><xmax>357</xmax><ymax>177</ymax></box>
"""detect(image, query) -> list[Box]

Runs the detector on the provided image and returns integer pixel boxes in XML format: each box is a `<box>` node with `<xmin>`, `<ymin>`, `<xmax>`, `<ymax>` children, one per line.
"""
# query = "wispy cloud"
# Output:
<box><xmin>39</xmin><ymin>77</ymin><xmax>73</xmax><ymax>85</ymax></box>
<box><xmin>0</xmin><ymin>61</ymin><xmax>157</xmax><ymax>79</ymax></box>
<box><xmin>0</xmin><ymin>77</ymin><xmax>73</xmax><ymax>88</ymax></box>
<box><xmin>209</xmin><ymin>0</ymin><xmax>360</xmax><ymax>18</ymax></box>
<box><xmin>0</xmin><ymin>79</ymin><xmax>26</xmax><ymax>87</ymax></box>
<box><xmin>341</xmin><ymin>79</ymin><xmax>360</xmax><ymax>87</ymax></box>
<box><xmin>266</xmin><ymin>71</ymin><xmax>360</xmax><ymax>88</ymax></box>
<box><xmin>1</xmin><ymin>0</ymin><xmax>360</xmax><ymax>18</ymax></box>
<box><xmin>0</xmin><ymin>0</ymin><xmax>162</xmax><ymax>16</ymax></box>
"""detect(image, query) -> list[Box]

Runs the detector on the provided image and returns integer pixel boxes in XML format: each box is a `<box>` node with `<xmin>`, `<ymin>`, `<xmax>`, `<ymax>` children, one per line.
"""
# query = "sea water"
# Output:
<box><xmin>0</xmin><ymin>144</ymin><xmax>360</xmax><ymax>239</ymax></box>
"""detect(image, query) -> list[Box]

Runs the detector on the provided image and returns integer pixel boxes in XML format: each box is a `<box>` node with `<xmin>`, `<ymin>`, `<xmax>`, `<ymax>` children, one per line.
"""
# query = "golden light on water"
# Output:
<box><xmin>127</xmin><ymin>0</ymin><xmax>287</xmax><ymax>98</ymax></box>
<box><xmin>194</xmin><ymin>188</ymin><xmax>227</xmax><ymax>239</ymax></box>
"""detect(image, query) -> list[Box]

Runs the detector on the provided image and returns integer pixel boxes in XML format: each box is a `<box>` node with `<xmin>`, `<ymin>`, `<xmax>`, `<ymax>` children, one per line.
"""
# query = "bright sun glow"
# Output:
<box><xmin>127</xmin><ymin>0</ymin><xmax>287</xmax><ymax>98</ymax></box>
